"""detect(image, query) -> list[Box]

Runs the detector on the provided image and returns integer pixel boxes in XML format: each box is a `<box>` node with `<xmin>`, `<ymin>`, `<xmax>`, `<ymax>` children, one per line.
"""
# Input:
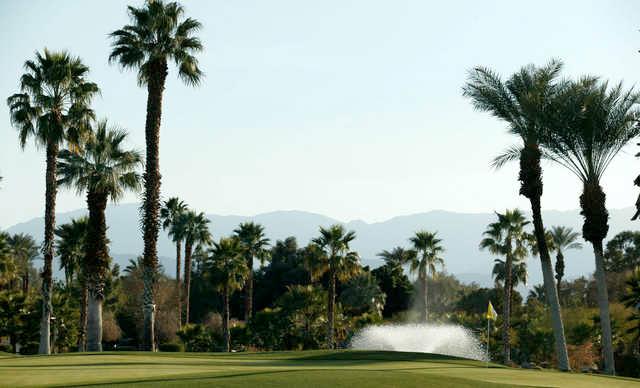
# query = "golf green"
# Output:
<box><xmin>0</xmin><ymin>350</ymin><xmax>638</xmax><ymax>387</ymax></box>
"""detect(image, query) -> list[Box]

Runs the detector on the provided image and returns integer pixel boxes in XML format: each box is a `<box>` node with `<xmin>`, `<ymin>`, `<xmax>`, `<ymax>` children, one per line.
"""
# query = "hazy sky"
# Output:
<box><xmin>1</xmin><ymin>1</ymin><xmax>640</xmax><ymax>229</ymax></box>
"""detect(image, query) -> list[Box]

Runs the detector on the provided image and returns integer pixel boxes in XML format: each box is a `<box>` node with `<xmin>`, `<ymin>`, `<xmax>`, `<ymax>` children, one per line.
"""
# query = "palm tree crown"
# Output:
<box><xmin>408</xmin><ymin>231</ymin><xmax>445</xmax><ymax>279</ymax></box>
<box><xmin>55</xmin><ymin>217</ymin><xmax>88</xmax><ymax>287</ymax></box>
<box><xmin>109</xmin><ymin>0</ymin><xmax>204</xmax><ymax>86</ymax></box>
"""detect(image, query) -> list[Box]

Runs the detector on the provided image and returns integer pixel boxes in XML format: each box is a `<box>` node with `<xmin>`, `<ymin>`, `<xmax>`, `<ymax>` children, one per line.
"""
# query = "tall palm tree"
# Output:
<box><xmin>208</xmin><ymin>237</ymin><xmax>248</xmax><ymax>352</ymax></box>
<box><xmin>55</xmin><ymin>217</ymin><xmax>88</xmax><ymax>350</ymax></box>
<box><xmin>7</xmin><ymin>234</ymin><xmax>39</xmax><ymax>294</ymax></box>
<box><xmin>480</xmin><ymin>210</ymin><xmax>529</xmax><ymax>364</ymax></box>
<box><xmin>463</xmin><ymin>60</ymin><xmax>571</xmax><ymax>370</ymax></box>
<box><xmin>160</xmin><ymin>197</ymin><xmax>188</xmax><ymax>327</ymax></box>
<box><xmin>181</xmin><ymin>210</ymin><xmax>212</xmax><ymax>324</ymax></box>
<box><xmin>7</xmin><ymin>49</ymin><xmax>98</xmax><ymax>354</ymax></box>
<box><xmin>408</xmin><ymin>231</ymin><xmax>444</xmax><ymax>322</ymax></box>
<box><xmin>377</xmin><ymin>247</ymin><xmax>415</xmax><ymax>267</ymax></box>
<box><xmin>542</xmin><ymin>77</ymin><xmax>640</xmax><ymax>374</ymax></box>
<box><xmin>308</xmin><ymin>224</ymin><xmax>360</xmax><ymax>349</ymax></box>
<box><xmin>549</xmin><ymin>226</ymin><xmax>582</xmax><ymax>296</ymax></box>
<box><xmin>234</xmin><ymin>222</ymin><xmax>270</xmax><ymax>321</ymax></box>
<box><xmin>109</xmin><ymin>1</ymin><xmax>203</xmax><ymax>351</ymax></box>
<box><xmin>58</xmin><ymin>120</ymin><xmax>142</xmax><ymax>352</ymax></box>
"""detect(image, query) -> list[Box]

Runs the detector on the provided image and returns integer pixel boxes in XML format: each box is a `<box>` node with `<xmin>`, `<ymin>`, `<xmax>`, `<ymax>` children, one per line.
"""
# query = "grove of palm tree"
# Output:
<box><xmin>3</xmin><ymin>1</ymin><xmax>640</xmax><ymax>385</ymax></box>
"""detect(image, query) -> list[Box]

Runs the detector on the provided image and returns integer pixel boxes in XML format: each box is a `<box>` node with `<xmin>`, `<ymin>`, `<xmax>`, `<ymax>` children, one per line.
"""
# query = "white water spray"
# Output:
<box><xmin>350</xmin><ymin>323</ymin><xmax>487</xmax><ymax>361</ymax></box>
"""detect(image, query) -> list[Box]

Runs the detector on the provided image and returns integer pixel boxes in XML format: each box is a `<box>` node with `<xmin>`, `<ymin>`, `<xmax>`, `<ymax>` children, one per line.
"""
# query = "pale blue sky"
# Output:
<box><xmin>1</xmin><ymin>0</ymin><xmax>640</xmax><ymax>229</ymax></box>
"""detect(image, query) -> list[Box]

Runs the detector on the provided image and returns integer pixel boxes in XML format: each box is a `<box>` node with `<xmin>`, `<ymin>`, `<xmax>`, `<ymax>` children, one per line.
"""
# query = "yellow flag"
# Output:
<box><xmin>486</xmin><ymin>301</ymin><xmax>498</xmax><ymax>321</ymax></box>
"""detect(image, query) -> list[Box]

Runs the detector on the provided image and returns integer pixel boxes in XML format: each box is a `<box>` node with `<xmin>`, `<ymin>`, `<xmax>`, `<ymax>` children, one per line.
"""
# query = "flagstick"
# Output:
<box><xmin>486</xmin><ymin>318</ymin><xmax>490</xmax><ymax>368</ymax></box>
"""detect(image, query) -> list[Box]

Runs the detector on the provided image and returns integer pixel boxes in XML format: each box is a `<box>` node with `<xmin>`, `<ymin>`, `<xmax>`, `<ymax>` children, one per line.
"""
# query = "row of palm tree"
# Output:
<box><xmin>7</xmin><ymin>0</ymin><xmax>204</xmax><ymax>353</ymax></box>
<box><xmin>464</xmin><ymin>60</ymin><xmax>640</xmax><ymax>374</ymax></box>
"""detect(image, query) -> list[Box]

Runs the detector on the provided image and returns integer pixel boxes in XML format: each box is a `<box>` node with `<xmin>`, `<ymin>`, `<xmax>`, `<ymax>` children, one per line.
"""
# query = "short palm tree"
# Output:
<box><xmin>543</xmin><ymin>77</ymin><xmax>640</xmax><ymax>374</ymax></box>
<box><xmin>0</xmin><ymin>232</ymin><xmax>17</xmax><ymax>288</ymax></box>
<box><xmin>7</xmin><ymin>49</ymin><xmax>98</xmax><ymax>354</ymax></box>
<box><xmin>549</xmin><ymin>226</ymin><xmax>582</xmax><ymax>296</ymax></box>
<box><xmin>160</xmin><ymin>197</ymin><xmax>188</xmax><ymax>327</ymax></box>
<box><xmin>480</xmin><ymin>210</ymin><xmax>529</xmax><ymax>364</ymax></box>
<box><xmin>492</xmin><ymin>258</ymin><xmax>527</xmax><ymax>288</ymax></box>
<box><xmin>377</xmin><ymin>247</ymin><xmax>415</xmax><ymax>268</ymax></box>
<box><xmin>181</xmin><ymin>210</ymin><xmax>212</xmax><ymax>324</ymax></box>
<box><xmin>208</xmin><ymin>237</ymin><xmax>249</xmax><ymax>352</ymax></box>
<box><xmin>463</xmin><ymin>59</ymin><xmax>570</xmax><ymax>370</ymax></box>
<box><xmin>57</xmin><ymin>120</ymin><xmax>142</xmax><ymax>351</ymax></box>
<box><xmin>408</xmin><ymin>231</ymin><xmax>444</xmax><ymax>323</ymax></box>
<box><xmin>308</xmin><ymin>225</ymin><xmax>360</xmax><ymax>349</ymax></box>
<box><xmin>55</xmin><ymin>217</ymin><xmax>88</xmax><ymax>350</ymax></box>
<box><xmin>234</xmin><ymin>222</ymin><xmax>270</xmax><ymax>321</ymax></box>
<box><xmin>8</xmin><ymin>234</ymin><xmax>39</xmax><ymax>294</ymax></box>
<box><xmin>109</xmin><ymin>1</ymin><xmax>203</xmax><ymax>350</ymax></box>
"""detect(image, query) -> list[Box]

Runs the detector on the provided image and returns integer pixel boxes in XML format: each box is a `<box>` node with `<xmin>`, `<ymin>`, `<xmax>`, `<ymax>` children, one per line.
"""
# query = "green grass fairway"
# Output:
<box><xmin>0</xmin><ymin>350</ymin><xmax>638</xmax><ymax>387</ymax></box>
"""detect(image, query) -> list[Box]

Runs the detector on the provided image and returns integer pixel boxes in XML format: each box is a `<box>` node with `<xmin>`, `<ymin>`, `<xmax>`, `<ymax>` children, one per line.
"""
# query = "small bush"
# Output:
<box><xmin>159</xmin><ymin>343</ymin><xmax>184</xmax><ymax>352</ymax></box>
<box><xmin>19</xmin><ymin>342</ymin><xmax>39</xmax><ymax>355</ymax></box>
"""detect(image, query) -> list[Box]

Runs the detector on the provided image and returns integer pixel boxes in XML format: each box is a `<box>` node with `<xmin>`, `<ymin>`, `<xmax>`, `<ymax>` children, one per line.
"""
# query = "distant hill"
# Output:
<box><xmin>5</xmin><ymin>203</ymin><xmax>640</xmax><ymax>288</ymax></box>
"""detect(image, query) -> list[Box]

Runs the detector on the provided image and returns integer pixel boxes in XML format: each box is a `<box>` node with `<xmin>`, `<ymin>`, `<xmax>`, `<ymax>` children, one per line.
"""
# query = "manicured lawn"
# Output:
<box><xmin>0</xmin><ymin>350</ymin><xmax>638</xmax><ymax>387</ymax></box>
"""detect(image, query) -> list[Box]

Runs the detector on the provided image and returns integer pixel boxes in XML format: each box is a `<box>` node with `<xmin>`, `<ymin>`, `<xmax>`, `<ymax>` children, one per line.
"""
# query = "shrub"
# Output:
<box><xmin>19</xmin><ymin>342</ymin><xmax>39</xmax><ymax>355</ymax></box>
<box><xmin>0</xmin><ymin>344</ymin><xmax>12</xmax><ymax>353</ymax></box>
<box><xmin>159</xmin><ymin>343</ymin><xmax>184</xmax><ymax>352</ymax></box>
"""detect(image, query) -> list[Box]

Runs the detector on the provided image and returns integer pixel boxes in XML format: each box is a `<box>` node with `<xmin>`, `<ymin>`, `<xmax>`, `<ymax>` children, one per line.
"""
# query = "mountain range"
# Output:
<box><xmin>5</xmin><ymin>203</ymin><xmax>640</xmax><ymax>288</ymax></box>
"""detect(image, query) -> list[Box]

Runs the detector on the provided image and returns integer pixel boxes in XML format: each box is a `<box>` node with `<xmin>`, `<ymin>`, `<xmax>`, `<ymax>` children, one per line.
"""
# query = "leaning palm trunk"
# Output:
<box><xmin>223</xmin><ymin>284</ymin><xmax>230</xmax><ymax>352</ymax></box>
<box><xmin>175</xmin><ymin>240</ymin><xmax>182</xmax><ymax>328</ymax></box>
<box><xmin>39</xmin><ymin>141</ymin><xmax>59</xmax><ymax>355</ymax></box>
<box><xmin>520</xmin><ymin>143</ymin><xmax>571</xmax><ymax>370</ymax></box>
<box><xmin>244</xmin><ymin>255</ymin><xmax>254</xmax><ymax>321</ymax></box>
<box><xmin>581</xmin><ymin>181</ymin><xmax>615</xmax><ymax>374</ymax></box>
<box><xmin>327</xmin><ymin>272</ymin><xmax>336</xmax><ymax>349</ymax></box>
<box><xmin>141</xmin><ymin>60</ymin><xmax>168</xmax><ymax>351</ymax></box>
<box><xmin>183</xmin><ymin>241</ymin><xmax>193</xmax><ymax>324</ymax></box>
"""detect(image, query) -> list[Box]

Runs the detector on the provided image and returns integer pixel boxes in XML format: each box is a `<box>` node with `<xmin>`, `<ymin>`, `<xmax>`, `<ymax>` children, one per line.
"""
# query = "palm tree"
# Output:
<box><xmin>234</xmin><ymin>222</ymin><xmax>270</xmax><ymax>321</ymax></box>
<box><xmin>181</xmin><ymin>210</ymin><xmax>212</xmax><ymax>324</ymax></box>
<box><xmin>7</xmin><ymin>234</ymin><xmax>39</xmax><ymax>294</ymax></box>
<box><xmin>480</xmin><ymin>210</ymin><xmax>529</xmax><ymax>364</ymax></box>
<box><xmin>160</xmin><ymin>197</ymin><xmax>188</xmax><ymax>327</ymax></box>
<box><xmin>492</xmin><ymin>258</ymin><xmax>527</xmax><ymax>288</ymax></box>
<box><xmin>377</xmin><ymin>247</ymin><xmax>415</xmax><ymax>267</ymax></box>
<box><xmin>57</xmin><ymin>120</ymin><xmax>142</xmax><ymax>352</ymax></box>
<box><xmin>208</xmin><ymin>237</ymin><xmax>249</xmax><ymax>352</ymax></box>
<box><xmin>55</xmin><ymin>217</ymin><xmax>88</xmax><ymax>350</ymax></box>
<box><xmin>549</xmin><ymin>226</ymin><xmax>582</xmax><ymax>296</ymax></box>
<box><xmin>463</xmin><ymin>60</ymin><xmax>571</xmax><ymax>370</ymax></box>
<box><xmin>542</xmin><ymin>77</ymin><xmax>640</xmax><ymax>374</ymax></box>
<box><xmin>109</xmin><ymin>1</ymin><xmax>203</xmax><ymax>351</ymax></box>
<box><xmin>308</xmin><ymin>224</ymin><xmax>360</xmax><ymax>349</ymax></box>
<box><xmin>7</xmin><ymin>49</ymin><xmax>98</xmax><ymax>354</ymax></box>
<box><xmin>408</xmin><ymin>231</ymin><xmax>444</xmax><ymax>322</ymax></box>
<box><xmin>0</xmin><ymin>232</ymin><xmax>17</xmax><ymax>288</ymax></box>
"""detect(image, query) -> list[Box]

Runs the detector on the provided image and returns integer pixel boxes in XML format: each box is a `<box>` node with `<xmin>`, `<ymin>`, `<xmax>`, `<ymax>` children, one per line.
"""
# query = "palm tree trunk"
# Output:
<box><xmin>86</xmin><ymin>291</ymin><xmax>103</xmax><ymax>352</ymax></box>
<box><xmin>594</xmin><ymin>240</ymin><xmax>615</xmax><ymax>374</ymax></box>
<box><xmin>39</xmin><ymin>140</ymin><xmax>59</xmax><ymax>355</ymax></box>
<box><xmin>503</xmin><ymin>251</ymin><xmax>512</xmax><ymax>364</ymax></box>
<box><xmin>327</xmin><ymin>272</ymin><xmax>336</xmax><ymax>349</ymax></box>
<box><xmin>223</xmin><ymin>284</ymin><xmax>230</xmax><ymax>352</ymax></box>
<box><xmin>520</xmin><ymin>143</ymin><xmax>570</xmax><ymax>370</ymax></box>
<box><xmin>78</xmin><ymin>281</ymin><xmax>88</xmax><ymax>351</ymax></box>
<box><xmin>183</xmin><ymin>240</ymin><xmax>193</xmax><ymax>324</ymax></box>
<box><xmin>141</xmin><ymin>59</ymin><xmax>168</xmax><ymax>352</ymax></box>
<box><xmin>580</xmin><ymin>181</ymin><xmax>614</xmax><ymax>374</ymax></box>
<box><xmin>85</xmin><ymin>191</ymin><xmax>109</xmax><ymax>352</ymax></box>
<box><xmin>555</xmin><ymin>251</ymin><xmax>565</xmax><ymax>297</ymax></box>
<box><xmin>420</xmin><ymin>270</ymin><xmax>428</xmax><ymax>323</ymax></box>
<box><xmin>175</xmin><ymin>240</ymin><xmax>182</xmax><ymax>329</ymax></box>
<box><xmin>244</xmin><ymin>254</ymin><xmax>254</xmax><ymax>321</ymax></box>
<box><xmin>22</xmin><ymin>271</ymin><xmax>29</xmax><ymax>294</ymax></box>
